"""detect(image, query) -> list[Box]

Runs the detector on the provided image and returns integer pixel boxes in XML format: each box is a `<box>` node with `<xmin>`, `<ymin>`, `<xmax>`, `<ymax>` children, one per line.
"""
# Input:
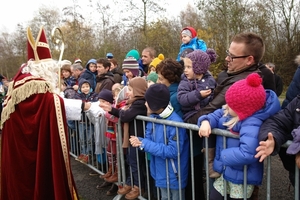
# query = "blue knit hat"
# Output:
<box><xmin>98</xmin><ymin>89</ymin><xmax>113</xmax><ymax>104</ymax></box>
<box><xmin>106</xmin><ymin>53</ymin><xmax>113</xmax><ymax>59</ymax></box>
<box><xmin>145</xmin><ymin>84</ymin><xmax>170</xmax><ymax>111</ymax></box>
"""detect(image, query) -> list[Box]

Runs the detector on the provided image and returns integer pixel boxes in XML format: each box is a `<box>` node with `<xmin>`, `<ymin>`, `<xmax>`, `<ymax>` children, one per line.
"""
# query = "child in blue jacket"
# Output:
<box><xmin>74</xmin><ymin>78</ymin><xmax>99</xmax><ymax>164</ymax></box>
<box><xmin>130</xmin><ymin>83</ymin><xmax>189</xmax><ymax>200</ymax></box>
<box><xmin>176</xmin><ymin>26</ymin><xmax>207</xmax><ymax>61</ymax></box>
<box><xmin>197</xmin><ymin>73</ymin><xmax>280</xmax><ymax>199</ymax></box>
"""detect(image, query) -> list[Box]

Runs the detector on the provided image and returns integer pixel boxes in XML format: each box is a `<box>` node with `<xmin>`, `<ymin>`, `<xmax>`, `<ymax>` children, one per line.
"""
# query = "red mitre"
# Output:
<box><xmin>27</xmin><ymin>26</ymin><xmax>52</xmax><ymax>62</ymax></box>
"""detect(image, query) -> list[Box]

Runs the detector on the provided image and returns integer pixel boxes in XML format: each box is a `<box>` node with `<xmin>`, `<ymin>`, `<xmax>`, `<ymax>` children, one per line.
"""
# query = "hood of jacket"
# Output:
<box><xmin>85</xmin><ymin>59</ymin><xmax>97</xmax><ymax>75</ymax></box>
<box><xmin>78</xmin><ymin>78</ymin><xmax>93</xmax><ymax>93</ymax></box>
<box><xmin>251</xmin><ymin>89</ymin><xmax>281</xmax><ymax>122</ymax></box>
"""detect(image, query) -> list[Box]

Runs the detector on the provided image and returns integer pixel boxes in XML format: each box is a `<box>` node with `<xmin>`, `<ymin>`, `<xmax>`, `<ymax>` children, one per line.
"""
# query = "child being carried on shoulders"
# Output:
<box><xmin>177</xmin><ymin>26</ymin><xmax>207</xmax><ymax>61</ymax></box>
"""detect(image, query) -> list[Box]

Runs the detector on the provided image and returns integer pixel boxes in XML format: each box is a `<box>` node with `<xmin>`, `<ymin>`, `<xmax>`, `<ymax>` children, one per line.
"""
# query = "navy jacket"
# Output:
<box><xmin>260</xmin><ymin>95</ymin><xmax>300</xmax><ymax>153</ymax></box>
<box><xmin>282</xmin><ymin>66</ymin><xmax>300</xmax><ymax>108</ymax></box>
<box><xmin>79</xmin><ymin>59</ymin><xmax>97</xmax><ymax>90</ymax></box>
<box><xmin>260</xmin><ymin>95</ymin><xmax>300</xmax><ymax>175</ymax></box>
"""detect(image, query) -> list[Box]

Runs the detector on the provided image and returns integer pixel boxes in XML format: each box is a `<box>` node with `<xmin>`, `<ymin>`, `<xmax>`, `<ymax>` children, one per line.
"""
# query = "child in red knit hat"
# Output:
<box><xmin>197</xmin><ymin>73</ymin><xmax>280</xmax><ymax>199</ymax></box>
<box><xmin>176</xmin><ymin>26</ymin><xmax>207</xmax><ymax>61</ymax></box>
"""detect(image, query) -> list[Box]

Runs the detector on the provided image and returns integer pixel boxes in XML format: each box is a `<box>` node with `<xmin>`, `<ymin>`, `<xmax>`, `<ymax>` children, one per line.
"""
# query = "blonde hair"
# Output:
<box><xmin>222</xmin><ymin>104</ymin><xmax>240</xmax><ymax>130</ymax></box>
<box><xmin>112</xmin><ymin>83</ymin><xmax>123</xmax><ymax>98</ymax></box>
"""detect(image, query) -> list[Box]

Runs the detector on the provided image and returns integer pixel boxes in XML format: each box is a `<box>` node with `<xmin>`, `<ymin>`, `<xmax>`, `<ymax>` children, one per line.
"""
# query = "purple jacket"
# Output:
<box><xmin>177</xmin><ymin>72</ymin><xmax>216</xmax><ymax>122</ymax></box>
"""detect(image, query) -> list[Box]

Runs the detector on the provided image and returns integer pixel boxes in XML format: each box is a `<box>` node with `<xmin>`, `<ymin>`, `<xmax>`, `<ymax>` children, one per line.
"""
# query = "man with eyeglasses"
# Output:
<box><xmin>188</xmin><ymin>32</ymin><xmax>275</xmax><ymax>124</ymax></box>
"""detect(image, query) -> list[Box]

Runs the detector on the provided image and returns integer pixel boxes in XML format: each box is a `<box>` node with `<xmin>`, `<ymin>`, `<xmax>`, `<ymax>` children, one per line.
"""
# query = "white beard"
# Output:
<box><xmin>23</xmin><ymin>59</ymin><xmax>60</xmax><ymax>94</ymax></box>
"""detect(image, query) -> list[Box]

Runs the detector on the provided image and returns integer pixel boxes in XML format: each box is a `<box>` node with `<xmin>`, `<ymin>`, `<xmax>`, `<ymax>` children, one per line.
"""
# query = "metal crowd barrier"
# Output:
<box><xmin>68</xmin><ymin>114</ymin><xmax>298</xmax><ymax>200</ymax></box>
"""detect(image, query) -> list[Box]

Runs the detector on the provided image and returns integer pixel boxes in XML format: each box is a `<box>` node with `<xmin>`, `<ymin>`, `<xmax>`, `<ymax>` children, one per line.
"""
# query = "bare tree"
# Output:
<box><xmin>262</xmin><ymin>0</ymin><xmax>300</xmax><ymax>78</ymax></box>
<box><xmin>0</xmin><ymin>31</ymin><xmax>20</xmax><ymax>78</ymax></box>
<box><xmin>28</xmin><ymin>7</ymin><xmax>61</xmax><ymax>41</ymax></box>
<box><xmin>117</xmin><ymin>0</ymin><xmax>166</xmax><ymax>36</ymax></box>
<box><xmin>1</xmin><ymin>0</ymin><xmax>300</xmax><ymax>84</ymax></box>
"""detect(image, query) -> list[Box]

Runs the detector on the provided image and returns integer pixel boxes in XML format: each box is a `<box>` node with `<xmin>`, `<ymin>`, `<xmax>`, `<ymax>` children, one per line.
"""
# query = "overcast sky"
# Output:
<box><xmin>1</xmin><ymin>0</ymin><xmax>194</xmax><ymax>33</ymax></box>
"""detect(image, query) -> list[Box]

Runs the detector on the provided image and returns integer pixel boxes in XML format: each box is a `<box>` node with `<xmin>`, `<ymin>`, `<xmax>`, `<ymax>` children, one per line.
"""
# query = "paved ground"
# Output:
<box><xmin>72</xmin><ymin>154</ymin><xmax>296</xmax><ymax>200</ymax></box>
<box><xmin>0</xmin><ymin>132</ymin><xmax>296</xmax><ymax>200</ymax></box>
<box><xmin>71</xmin><ymin>158</ymin><xmax>113</xmax><ymax>200</ymax></box>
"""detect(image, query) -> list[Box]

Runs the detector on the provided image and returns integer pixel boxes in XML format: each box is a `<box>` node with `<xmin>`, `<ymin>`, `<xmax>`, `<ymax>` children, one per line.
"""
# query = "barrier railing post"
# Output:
<box><xmin>205</xmin><ymin>137</ymin><xmax>210</xmax><ymax>200</ymax></box>
<box><xmin>267</xmin><ymin>156</ymin><xmax>271</xmax><ymax>200</ymax></box>
<box><xmin>143</xmin><ymin>120</ymin><xmax>151</xmax><ymax>200</ymax></box>
<box><xmin>189</xmin><ymin>129</ymin><xmax>195</xmax><ymax>200</ymax></box>
<box><xmin>223</xmin><ymin>135</ymin><xmax>227</xmax><ymax>200</ymax></box>
<box><xmin>295</xmin><ymin>163</ymin><xmax>299</xmax><ymax>200</ymax></box>
<box><xmin>243</xmin><ymin>165</ymin><xmax>247</xmax><ymax>200</ymax></box>
<box><xmin>176</xmin><ymin>127</ymin><xmax>183</xmax><ymax>200</ymax></box>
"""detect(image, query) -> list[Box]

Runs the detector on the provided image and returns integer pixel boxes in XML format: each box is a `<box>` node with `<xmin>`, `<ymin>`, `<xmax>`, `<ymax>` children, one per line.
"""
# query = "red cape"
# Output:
<box><xmin>1</xmin><ymin>73</ymin><xmax>78</xmax><ymax>200</ymax></box>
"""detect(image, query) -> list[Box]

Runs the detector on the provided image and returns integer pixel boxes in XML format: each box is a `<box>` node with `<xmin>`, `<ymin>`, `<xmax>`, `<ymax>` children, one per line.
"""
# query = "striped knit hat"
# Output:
<box><xmin>122</xmin><ymin>57</ymin><xmax>139</xmax><ymax>77</ymax></box>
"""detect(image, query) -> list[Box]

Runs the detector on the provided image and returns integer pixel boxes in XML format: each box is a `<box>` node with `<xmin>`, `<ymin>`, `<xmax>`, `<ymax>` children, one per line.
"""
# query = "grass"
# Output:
<box><xmin>278</xmin><ymin>91</ymin><xmax>286</xmax><ymax>105</ymax></box>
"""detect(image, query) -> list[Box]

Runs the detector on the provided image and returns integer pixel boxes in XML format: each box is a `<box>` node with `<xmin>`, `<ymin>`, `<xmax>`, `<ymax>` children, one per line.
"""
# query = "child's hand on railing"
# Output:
<box><xmin>129</xmin><ymin>136</ymin><xmax>142</xmax><ymax>147</ymax></box>
<box><xmin>198</xmin><ymin>120</ymin><xmax>211</xmax><ymax>138</ymax></box>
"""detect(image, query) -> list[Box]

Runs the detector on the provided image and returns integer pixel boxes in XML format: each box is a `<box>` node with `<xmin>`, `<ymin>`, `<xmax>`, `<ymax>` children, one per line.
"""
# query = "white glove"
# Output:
<box><xmin>63</xmin><ymin>98</ymin><xmax>82</xmax><ymax>120</ymax></box>
<box><xmin>59</xmin><ymin>91</ymin><xmax>65</xmax><ymax>98</ymax></box>
<box><xmin>85</xmin><ymin>101</ymin><xmax>105</xmax><ymax>117</ymax></box>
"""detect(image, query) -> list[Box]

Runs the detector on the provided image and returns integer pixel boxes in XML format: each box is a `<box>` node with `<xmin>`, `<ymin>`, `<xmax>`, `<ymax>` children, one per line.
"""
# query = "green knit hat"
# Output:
<box><xmin>146</xmin><ymin>72</ymin><xmax>158</xmax><ymax>83</ymax></box>
<box><xmin>126</xmin><ymin>49</ymin><xmax>140</xmax><ymax>60</ymax></box>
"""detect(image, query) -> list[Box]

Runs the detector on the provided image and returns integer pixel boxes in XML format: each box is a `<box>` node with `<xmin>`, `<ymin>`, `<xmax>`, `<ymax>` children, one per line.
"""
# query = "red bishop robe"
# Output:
<box><xmin>1</xmin><ymin>72</ymin><xmax>79</xmax><ymax>200</ymax></box>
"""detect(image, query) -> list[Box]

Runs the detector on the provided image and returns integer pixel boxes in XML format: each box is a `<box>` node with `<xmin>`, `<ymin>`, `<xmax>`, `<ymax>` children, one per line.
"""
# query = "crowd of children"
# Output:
<box><xmin>55</xmin><ymin>27</ymin><xmax>300</xmax><ymax>200</ymax></box>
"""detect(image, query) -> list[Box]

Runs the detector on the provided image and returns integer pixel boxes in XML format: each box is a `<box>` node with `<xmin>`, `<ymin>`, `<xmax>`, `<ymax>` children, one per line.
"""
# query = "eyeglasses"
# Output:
<box><xmin>226</xmin><ymin>50</ymin><xmax>250</xmax><ymax>62</ymax></box>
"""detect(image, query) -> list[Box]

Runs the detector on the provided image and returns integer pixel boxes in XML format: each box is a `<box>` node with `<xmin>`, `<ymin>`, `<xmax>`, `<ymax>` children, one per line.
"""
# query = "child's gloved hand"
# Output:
<box><xmin>59</xmin><ymin>91</ymin><xmax>65</xmax><ymax>98</ymax></box>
